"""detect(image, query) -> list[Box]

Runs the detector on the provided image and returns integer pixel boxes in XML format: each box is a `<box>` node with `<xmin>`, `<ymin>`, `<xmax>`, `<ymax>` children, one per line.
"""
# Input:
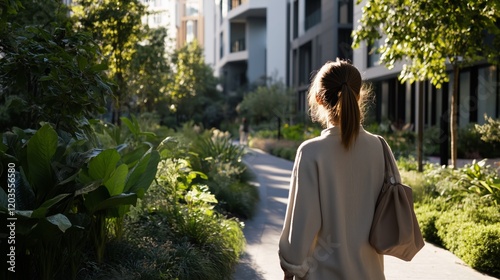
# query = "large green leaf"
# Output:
<box><xmin>46</xmin><ymin>213</ymin><xmax>72</xmax><ymax>233</ymax></box>
<box><xmin>84</xmin><ymin>185</ymin><xmax>110</xmax><ymax>213</ymax></box>
<box><xmin>104</xmin><ymin>163</ymin><xmax>128</xmax><ymax>196</ymax></box>
<box><xmin>125</xmin><ymin>150</ymin><xmax>160</xmax><ymax>198</ymax></box>
<box><xmin>88</xmin><ymin>149</ymin><xmax>120</xmax><ymax>181</ymax></box>
<box><xmin>31</xmin><ymin>193</ymin><xmax>71</xmax><ymax>218</ymax></box>
<box><xmin>27</xmin><ymin>124</ymin><xmax>58</xmax><ymax>197</ymax></box>
<box><xmin>93</xmin><ymin>193</ymin><xmax>137</xmax><ymax>213</ymax></box>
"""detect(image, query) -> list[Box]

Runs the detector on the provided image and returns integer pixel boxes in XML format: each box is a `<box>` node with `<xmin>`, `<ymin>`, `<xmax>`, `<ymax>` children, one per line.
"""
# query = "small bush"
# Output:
<box><xmin>414</xmin><ymin>203</ymin><xmax>442</xmax><ymax>245</ymax></box>
<box><xmin>434</xmin><ymin>207</ymin><xmax>500</xmax><ymax>277</ymax></box>
<box><xmin>457</xmin><ymin>225</ymin><xmax>500</xmax><ymax>276</ymax></box>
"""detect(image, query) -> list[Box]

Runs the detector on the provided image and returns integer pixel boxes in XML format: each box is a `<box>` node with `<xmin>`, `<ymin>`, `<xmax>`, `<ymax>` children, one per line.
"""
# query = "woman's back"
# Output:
<box><xmin>291</xmin><ymin>126</ymin><xmax>385</xmax><ymax>279</ymax></box>
<box><xmin>279</xmin><ymin>59</ymin><xmax>387</xmax><ymax>279</ymax></box>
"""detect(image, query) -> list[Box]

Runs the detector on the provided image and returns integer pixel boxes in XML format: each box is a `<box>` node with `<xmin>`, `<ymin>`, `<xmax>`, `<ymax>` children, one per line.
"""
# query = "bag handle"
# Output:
<box><xmin>377</xmin><ymin>136</ymin><xmax>400</xmax><ymax>185</ymax></box>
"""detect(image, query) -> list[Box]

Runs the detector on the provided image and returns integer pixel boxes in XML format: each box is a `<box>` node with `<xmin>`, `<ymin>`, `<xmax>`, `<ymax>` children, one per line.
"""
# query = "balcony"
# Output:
<box><xmin>231</xmin><ymin>38</ymin><xmax>246</xmax><ymax>53</ymax></box>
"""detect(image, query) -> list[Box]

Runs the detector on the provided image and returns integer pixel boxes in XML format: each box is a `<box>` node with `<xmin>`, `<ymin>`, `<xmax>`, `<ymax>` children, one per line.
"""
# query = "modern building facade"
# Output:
<box><xmin>207</xmin><ymin>0</ymin><xmax>288</xmax><ymax>95</ymax></box>
<box><xmin>352</xmin><ymin>1</ymin><xmax>500</xmax><ymax>128</ymax></box>
<box><xmin>287</xmin><ymin>0</ymin><xmax>354</xmax><ymax>116</ymax></box>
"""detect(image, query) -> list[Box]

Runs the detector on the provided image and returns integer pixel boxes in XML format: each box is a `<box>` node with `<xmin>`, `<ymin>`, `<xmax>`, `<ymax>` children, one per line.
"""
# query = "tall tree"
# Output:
<box><xmin>169</xmin><ymin>41</ymin><xmax>222</xmax><ymax>127</ymax></box>
<box><xmin>72</xmin><ymin>0</ymin><xmax>147</xmax><ymax>124</ymax></box>
<box><xmin>129</xmin><ymin>27</ymin><xmax>172</xmax><ymax>113</ymax></box>
<box><xmin>352</xmin><ymin>0</ymin><xmax>500</xmax><ymax>167</ymax></box>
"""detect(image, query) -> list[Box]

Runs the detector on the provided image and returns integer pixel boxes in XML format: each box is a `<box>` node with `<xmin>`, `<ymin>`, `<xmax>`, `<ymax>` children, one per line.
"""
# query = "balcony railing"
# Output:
<box><xmin>231</xmin><ymin>38</ymin><xmax>246</xmax><ymax>53</ymax></box>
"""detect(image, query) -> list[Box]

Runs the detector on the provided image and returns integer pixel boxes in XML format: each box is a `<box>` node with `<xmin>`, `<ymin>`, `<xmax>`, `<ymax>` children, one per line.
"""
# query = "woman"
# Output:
<box><xmin>278</xmin><ymin>59</ymin><xmax>391</xmax><ymax>279</ymax></box>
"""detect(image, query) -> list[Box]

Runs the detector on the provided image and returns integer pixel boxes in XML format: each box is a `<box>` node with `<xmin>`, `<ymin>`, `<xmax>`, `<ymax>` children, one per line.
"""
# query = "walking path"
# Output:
<box><xmin>232</xmin><ymin>148</ymin><xmax>499</xmax><ymax>280</ymax></box>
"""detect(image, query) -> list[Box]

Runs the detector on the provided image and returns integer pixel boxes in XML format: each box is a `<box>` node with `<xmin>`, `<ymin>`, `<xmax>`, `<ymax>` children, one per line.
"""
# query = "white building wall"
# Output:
<box><xmin>266</xmin><ymin>0</ymin><xmax>288</xmax><ymax>82</ymax></box>
<box><xmin>203</xmin><ymin>0</ymin><xmax>216</xmax><ymax>67</ymax></box>
<box><xmin>211</xmin><ymin>0</ymin><xmax>288</xmax><ymax>87</ymax></box>
<box><xmin>247</xmin><ymin>17</ymin><xmax>267</xmax><ymax>83</ymax></box>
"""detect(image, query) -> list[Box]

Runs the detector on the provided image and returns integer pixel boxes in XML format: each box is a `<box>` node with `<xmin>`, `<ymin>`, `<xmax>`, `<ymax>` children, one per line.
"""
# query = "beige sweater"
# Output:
<box><xmin>279</xmin><ymin>126</ymin><xmax>388</xmax><ymax>280</ymax></box>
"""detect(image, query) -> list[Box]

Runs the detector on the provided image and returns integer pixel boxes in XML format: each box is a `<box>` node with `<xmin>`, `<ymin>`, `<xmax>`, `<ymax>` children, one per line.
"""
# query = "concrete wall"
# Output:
<box><xmin>247</xmin><ymin>17</ymin><xmax>267</xmax><ymax>84</ymax></box>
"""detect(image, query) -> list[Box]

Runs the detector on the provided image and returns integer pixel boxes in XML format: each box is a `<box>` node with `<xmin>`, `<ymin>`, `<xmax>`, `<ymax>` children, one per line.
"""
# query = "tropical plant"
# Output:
<box><xmin>352</xmin><ymin>0</ymin><xmax>500</xmax><ymax>167</ymax></box>
<box><xmin>0</xmin><ymin>124</ymin><xmax>96</xmax><ymax>280</ymax></box>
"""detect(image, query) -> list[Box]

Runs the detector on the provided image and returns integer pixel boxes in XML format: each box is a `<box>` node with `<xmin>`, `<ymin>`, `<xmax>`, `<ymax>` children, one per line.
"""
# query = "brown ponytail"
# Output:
<box><xmin>308</xmin><ymin>59</ymin><xmax>368</xmax><ymax>150</ymax></box>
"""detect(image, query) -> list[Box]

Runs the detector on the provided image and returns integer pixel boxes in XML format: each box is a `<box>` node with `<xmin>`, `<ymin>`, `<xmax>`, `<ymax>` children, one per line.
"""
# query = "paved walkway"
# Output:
<box><xmin>232</xmin><ymin>148</ymin><xmax>499</xmax><ymax>280</ymax></box>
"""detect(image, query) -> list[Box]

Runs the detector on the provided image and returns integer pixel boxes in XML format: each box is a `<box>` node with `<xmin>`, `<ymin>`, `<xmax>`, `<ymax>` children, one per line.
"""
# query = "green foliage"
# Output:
<box><xmin>238</xmin><ymin>82</ymin><xmax>295</xmax><ymax>124</ymax></box>
<box><xmin>168</xmin><ymin>41</ymin><xmax>223</xmax><ymax>128</ymax></box>
<box><xmin>72</xmin><ymin>0</ymin><xmax>147</xmax><ymax>122</ymax></box>
<box><xmin>188</xmin><ymin>129</ymin><xmax>259</xmax><ymax>219</ymax></box>
<box><xmin>352</xmin><ymin>0</ymin><xmax>500</xmax><ymax>87</ymax></box>
<box><xmin>128</xmin><ymin>27</ymin><xmax>172</xmax><ymax>113</ymax></box>
<box><xmin>0</xmin><ymin>124</ymin><xmax>95</xmax><ymax>279</ymax></box>
<box><xmin>414</xmin><ymin>203</ymin><xmax>442</xmax><ymax>245</ymax></box>
<box><xmin>0</xmin><ymin>26</ymin><xmax>111</xmax><ymax>132</ymax></box>
<box><xmin>425</xmin><ymin>160</ymin><xmax>500</xmax><ymax>207</ymax></box>
<box><xmin>475</xmin><ymin>115</ymin><xmax>500</xmax><ymax>148</ymax></box>
<box><xmin>434</xmin><ymin>208</ymin><xmax>500</xmax><ymax>276</ymax></box>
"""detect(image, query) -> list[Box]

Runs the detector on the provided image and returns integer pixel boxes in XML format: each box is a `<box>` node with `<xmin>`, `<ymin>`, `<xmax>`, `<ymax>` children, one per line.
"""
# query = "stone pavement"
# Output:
<box><xmin>232</xmin><ymin>148</ymin><xmax>499</xmax><ymax>280</ymax></box>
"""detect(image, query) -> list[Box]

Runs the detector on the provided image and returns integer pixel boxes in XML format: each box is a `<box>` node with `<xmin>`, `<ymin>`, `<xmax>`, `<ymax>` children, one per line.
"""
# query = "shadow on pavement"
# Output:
<box><xmin>233</xmin><ymin>252</ymin><xmax>266</xmax><ymax>280</ymax></box>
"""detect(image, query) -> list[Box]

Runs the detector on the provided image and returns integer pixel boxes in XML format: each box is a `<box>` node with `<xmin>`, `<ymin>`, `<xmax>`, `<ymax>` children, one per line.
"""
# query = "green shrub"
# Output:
<box><xmin>414</xmin><ymin>203</ymin><xmax>442</xmax><ymax>245</ymax></box>
<box><xmin>434</xmin><ymin>207</ymin><xmax>500</xmax><ymax>276</ymax></box>
<box><xmin>282</xmin><ymin>123</ymin><xmax>305</xmax><ymax>141</ymax></box>
<box><xmin>457</xmin><ymin>224</ymin><xmax>500</xmax><ymax>276</ymax></box>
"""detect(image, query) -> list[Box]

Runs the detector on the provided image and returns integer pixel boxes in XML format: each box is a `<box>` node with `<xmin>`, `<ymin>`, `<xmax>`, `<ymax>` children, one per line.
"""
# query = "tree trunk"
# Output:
<box><xmin>417</xmin><ymin>81</ymin><xmax>424</xmax><ymax>172</ymax></box>
<box><xmin>450</xmin><ymin>64</ymin><xmax>459</xmax><ymax>168</ymax></box>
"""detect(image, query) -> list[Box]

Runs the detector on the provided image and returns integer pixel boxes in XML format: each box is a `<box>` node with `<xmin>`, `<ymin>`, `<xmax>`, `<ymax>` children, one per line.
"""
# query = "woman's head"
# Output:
<box><xmin>308</xmin><ymin>58</ymin><xmax>370</xmax><ymax>149</ymax></box>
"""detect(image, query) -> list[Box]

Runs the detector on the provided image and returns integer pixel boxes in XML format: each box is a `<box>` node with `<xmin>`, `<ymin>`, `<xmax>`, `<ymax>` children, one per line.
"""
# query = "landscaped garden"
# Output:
<box><xmin>2</xmin><ymin>0</ymin><xmax>500</xmax><ymax>279</ymax></box>
<box><xmin>249</xmin><ymin>117</ymin><xmax>500</xmax><ymax>278</ymax></box>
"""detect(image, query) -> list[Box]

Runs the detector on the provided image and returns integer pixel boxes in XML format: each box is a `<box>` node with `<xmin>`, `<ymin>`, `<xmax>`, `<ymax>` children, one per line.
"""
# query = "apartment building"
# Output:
<box><xmin>288</xmin><ymin>0</ymin><xmax>354</xmax><ymax>115</ymax></box>
<box><xmin>352</xmin><ymin>2</ymin><xmax>500</xmax><ymax>128</ymax></box>
<box><xmin>208</xmin><ymin>0</ymin><xmax>288</xmax><ymax>95</ymax></box>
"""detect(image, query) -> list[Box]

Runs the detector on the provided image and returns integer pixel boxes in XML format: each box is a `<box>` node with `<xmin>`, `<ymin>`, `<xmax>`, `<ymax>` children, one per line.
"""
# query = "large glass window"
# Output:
<box><xmin>305</xmin><ymin>0</ymin><xmax>321</xmax><ymax>30</ymax></box>
<box><xmin>477</xmin><ymin>65</ymin><xmax>498</xmax><ymax>122</ymax></box>
<box><xmin>459</xmin><ymin>71</ymin><xmax>471</xmax><ymax>127</ymax></box>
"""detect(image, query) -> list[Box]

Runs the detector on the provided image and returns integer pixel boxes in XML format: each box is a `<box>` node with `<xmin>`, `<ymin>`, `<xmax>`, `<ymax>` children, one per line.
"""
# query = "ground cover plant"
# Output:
<box><xmin>399</xmin><ymin>159</ymin><xmax>500</xmax><ymax>277</ymax></box>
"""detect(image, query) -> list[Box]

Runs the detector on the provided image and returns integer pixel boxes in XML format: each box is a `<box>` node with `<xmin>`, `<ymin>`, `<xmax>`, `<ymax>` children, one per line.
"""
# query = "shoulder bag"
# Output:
<box><xmin>369</xmin><ymin>136</ymin><xmax>425</xmax><ymax>261</ymax></box>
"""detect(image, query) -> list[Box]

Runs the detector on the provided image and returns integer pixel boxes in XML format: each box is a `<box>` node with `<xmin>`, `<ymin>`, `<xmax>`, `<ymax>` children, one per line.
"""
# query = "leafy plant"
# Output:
<box><xmin>78</xmin><ymin>144</ymin><xmax>160</xmax><ymax>262</ymax></box>
<box><xmin>0</xmin><ymin>25</ymin><xmax>111</xmax><ymax>132</ymax></box>
<box><xmin>0</xmin><ymin>124</ymin><xmax>95</xmax><ymax>280</ymax></box>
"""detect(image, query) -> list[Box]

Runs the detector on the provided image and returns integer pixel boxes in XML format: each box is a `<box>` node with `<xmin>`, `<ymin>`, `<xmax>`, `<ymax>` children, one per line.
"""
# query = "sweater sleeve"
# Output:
<box><xmin>278</xmin><ymin>147</ymin><xmax>322</xmax><ymax>278</ymax></box>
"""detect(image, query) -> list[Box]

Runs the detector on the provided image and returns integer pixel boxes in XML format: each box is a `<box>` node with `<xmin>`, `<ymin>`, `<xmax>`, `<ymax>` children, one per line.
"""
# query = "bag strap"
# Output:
<box><xmin>377</xmin><ymin>136</ymin><xmax>399</xmax><ymax>184</ymax></box>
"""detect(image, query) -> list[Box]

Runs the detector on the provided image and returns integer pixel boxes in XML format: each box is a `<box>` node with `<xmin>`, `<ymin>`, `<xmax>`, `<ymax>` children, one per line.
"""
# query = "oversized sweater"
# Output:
<box><xmin>279</xmin><ymin>126</ymin><xmax>389</xmax><ymax>280</ymax></box>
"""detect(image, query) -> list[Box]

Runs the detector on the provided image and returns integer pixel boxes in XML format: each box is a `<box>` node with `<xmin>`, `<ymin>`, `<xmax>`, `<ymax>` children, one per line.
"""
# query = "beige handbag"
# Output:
<box><xmin>369</xmin><ymin>137</ymin><xmax>425</xmax><ymax>261</ymax></box>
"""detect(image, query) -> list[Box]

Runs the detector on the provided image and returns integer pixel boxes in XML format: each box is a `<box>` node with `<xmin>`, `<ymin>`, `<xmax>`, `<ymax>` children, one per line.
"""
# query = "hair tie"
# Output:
<box><xmin>341</xmin><ymin>82</ymin><xmax>348</xmax><ymax>88</ymax></box>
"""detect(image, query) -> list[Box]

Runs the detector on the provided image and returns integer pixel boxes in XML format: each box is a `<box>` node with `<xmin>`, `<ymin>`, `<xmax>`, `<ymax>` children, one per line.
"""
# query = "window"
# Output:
<box><xmin>338</xmin><ymin>28</ymin><xmax>352</xmax><ymax>61</ymax></box>
<box><xmin>477</xmin><ymin>66</ymin><xmax>498</xmax><ymax>122</ymax></box>
<box><xmin>367</xmin><ymin>40</ymin><xmax>381</xmax><ymax>68</ymax></box>
<box><xmin>305</xmin><ymin>0</ymin><xmax>321</xmax><ymax>30</ymax></box>
<box><xmin>293</xmin><ymin>0</ymin><xmax>298</xmax><ymax>38</ymax></box>
<box><xmin>338</xmin><ymin>0</ymin><xmax>353</xmax><ymax>24</ymax></box>
<box><xmin>185</xmin><ymin>0</ymin><xmax>199</xmax><ymax>16</ymax></box>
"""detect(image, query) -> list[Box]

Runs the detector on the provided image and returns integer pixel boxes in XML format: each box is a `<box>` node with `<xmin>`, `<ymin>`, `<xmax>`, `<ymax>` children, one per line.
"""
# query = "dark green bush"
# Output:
<box><xmin>414</xmin><ymin>203</ymin><xmax>442</xmax><ymax>245</ymax></box>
